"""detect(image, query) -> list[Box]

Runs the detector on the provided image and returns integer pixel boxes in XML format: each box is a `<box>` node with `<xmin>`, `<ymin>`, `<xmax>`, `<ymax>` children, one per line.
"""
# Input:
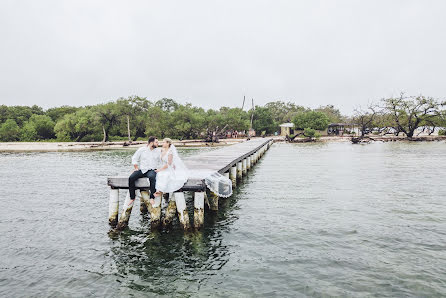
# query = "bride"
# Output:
<box><xmin>148</xmin><ymin>137</ymin><xmax>233</xmax><ymax>206</ymax></box>
<box><xmin>152</xmin><ymin>138</ymin><xmax>188</xmax><ymax>204</ymax></box>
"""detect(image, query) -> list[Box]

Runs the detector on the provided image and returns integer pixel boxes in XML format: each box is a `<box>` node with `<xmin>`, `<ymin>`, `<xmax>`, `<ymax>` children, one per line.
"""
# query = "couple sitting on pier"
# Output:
<box><xmin>128</xmin><ymin>136</ymin><xmax>233</xmax><ymax>206</ymax></box>
<box><xmin>128</xmin><ymin>136</ymin><xmax>188</xmax><ymax>206</ymax></box>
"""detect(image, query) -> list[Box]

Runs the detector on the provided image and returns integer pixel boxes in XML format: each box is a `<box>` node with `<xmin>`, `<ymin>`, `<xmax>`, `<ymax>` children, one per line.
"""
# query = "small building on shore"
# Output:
<box><xmin>279</xmin><ymin>123</ymin><xmax>294</xmax><ymax>136</ymax></box>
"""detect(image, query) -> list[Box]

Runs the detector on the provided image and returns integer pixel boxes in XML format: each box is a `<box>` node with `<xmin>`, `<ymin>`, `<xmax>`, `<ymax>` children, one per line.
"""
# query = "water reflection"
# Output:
<box><xmin>107</xmin><ymin>189</ymin><xmax>241</xmax><ymax>295</ymax></box>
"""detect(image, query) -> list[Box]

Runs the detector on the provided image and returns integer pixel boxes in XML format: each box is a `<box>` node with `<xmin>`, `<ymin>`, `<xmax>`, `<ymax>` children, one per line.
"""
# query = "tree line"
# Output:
<box><xmin>0</xmin><ymin>95</ymin><xmax>444</xmax><ymax>142</ymax></box>
<box><xmin>352</xmin><ymin>94</ymin><xmax>446</xmax><ymax>138</ymax></box>
<box><xmin>0</xmin><ymin>97</ymin><xmax>342</xmax><ymax>142</ymax></box>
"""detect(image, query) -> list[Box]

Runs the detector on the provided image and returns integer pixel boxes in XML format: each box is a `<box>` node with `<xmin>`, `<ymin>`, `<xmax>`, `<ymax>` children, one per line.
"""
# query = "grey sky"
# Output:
<box><xmin>1</xmin><ymin>0</ymin><xmax>445</xmax><ymax>115</ymax></box>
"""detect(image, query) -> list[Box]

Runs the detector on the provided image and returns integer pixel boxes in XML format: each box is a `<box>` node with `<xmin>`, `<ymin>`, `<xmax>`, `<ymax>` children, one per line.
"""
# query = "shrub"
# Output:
<box><xmin>0</xmin><ymin>119</ymin><xmax>21</xmax><ymax>141</ymax></box>
<box><xmin>303</xmin><ymin>127</ymin><xmax>321</xmax><ymax>139</ymax></box>
<box><xmin>293</xmin><ymin>111</ymin><xmax>330</xmax><ymax>131</ymax></box>
<box><xmin>22</xmin><ymin>114</ymin><xmax>55</xmax><ymax>140</ymax></box>
<box><xmin>439</xmin><ymin>129</ymin><xmax>446</xmax><ymax>136</ymax></box>
<box><xmin>21</xmin><ymin>122</ymin><xmax>38</xmax><ymax>141</ymax></box>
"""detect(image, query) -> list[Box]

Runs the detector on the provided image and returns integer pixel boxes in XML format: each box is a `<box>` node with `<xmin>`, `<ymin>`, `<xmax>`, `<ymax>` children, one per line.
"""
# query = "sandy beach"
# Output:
<box><xmin>1</xmin><ymin>135</ymin><xmax>444</xmax><ymax>152</ymax></box>
<box><xmin>0</xmin><ymin>138</ymin><xmax>248</xmax><ymax>152</ymax></box>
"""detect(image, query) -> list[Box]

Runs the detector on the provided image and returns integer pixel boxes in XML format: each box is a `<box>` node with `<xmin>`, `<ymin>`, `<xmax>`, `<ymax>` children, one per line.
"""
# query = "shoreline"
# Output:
<box><xmin>284</xmin><ymin>135</ymin><xmax>446</xmax><ymax>143</ymax></box>
<box><xmin>0</xmin><ymin>138</ymin><xmax>248</xmax><ymax>152</ymax></box>
<box><xmin>1</xmin><ymin>135</ymin><xmax>445</xmax><ymax>152</ymax></box>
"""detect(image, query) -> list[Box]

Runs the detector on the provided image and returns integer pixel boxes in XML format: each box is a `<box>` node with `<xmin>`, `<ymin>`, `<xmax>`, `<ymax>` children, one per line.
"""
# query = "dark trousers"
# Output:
<box><xmin>128</xmin><ymin>169</ymin><xmax>157</xmax><ymax>199</ymax></box>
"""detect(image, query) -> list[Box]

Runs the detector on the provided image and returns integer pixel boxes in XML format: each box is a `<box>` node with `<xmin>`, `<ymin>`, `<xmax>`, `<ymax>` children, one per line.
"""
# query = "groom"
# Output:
<box><xmin>128</xmin><ymin>136</ymin><xmax>161</xmax><ymax>205</ymax></box>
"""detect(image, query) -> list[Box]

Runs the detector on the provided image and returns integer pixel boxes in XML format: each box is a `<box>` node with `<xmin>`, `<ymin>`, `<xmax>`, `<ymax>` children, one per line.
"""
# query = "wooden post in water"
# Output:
<box><xmin>140</xmin><ymin>190</ymin><xmax>152</xmax><ymax>212</ymax></box>
<box><xmin>175</xmin><ymin>192</ymin><xmax>190</xmax><ymax>230</ymax></box>
<box><xmin>236</xmin><ymin>161</ymin><xmax>243</xmax><ymax>180</ymax></box>
<box><xmin>140</xmin><ymin>191</ymin><xmax>148</xmax><ymax>214</ymax></box>
<box><xmin>163</xmin><ymin>196</ymin><xmax>177</xmax><ymax>227</ymax></box>
<box><xmin>108</xmin><ymin>189</ymin><xmax>119</xmax><ymax>226</ymax></box>
<box><xmin>116</xmin><ymin>192</ymin><xmax>134</xmax><ymax>230</ymax></box>
<box><xmin>247</xmin><ymin>156</ymin><xmax>251</xmax><ymax>171</ymax></box>
<box><xmin>194</xmin><ymin>192</ymin><xmax>205</xmax><ymax>229</ymax></box>
<box><xmin>208</xmin><ymin>191</ymin><xmax>219</xmax><ymax>211</ymax></box>
<box><xmin>242</xmin><ymin>158</ymin><xmax>247</xmax><ymax>175</ymax></box>
<box><xmin>150</xmin><ymin>195</ymin><xmax>162</xmax><ymax>228</ymax></box>
<box><xmin>230</xmin><ymin>165</ymin><xmax>237</xmax><ymax>186</ymax></box>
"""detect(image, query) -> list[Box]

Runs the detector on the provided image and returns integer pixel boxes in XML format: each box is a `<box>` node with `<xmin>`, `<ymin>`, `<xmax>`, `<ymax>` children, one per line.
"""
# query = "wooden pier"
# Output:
<box><xmin>107</xmin><ymin>138</ymin><xmax>274</xmax><ymax>230</ymax></box>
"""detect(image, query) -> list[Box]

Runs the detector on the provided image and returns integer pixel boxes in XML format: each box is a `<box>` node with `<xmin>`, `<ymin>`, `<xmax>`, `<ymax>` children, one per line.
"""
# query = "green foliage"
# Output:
<box><xmin>54</xmin><ymin>108</ymin><xmax>100</xmax><ymax>141</ymax></box>
<box><xmin>0</xmin><ymin>97</ymin><xmax>351</xmax><ymax>142</ymax></box>
<box><xmin>155</xmin><ymin>98</ymin><xmax>179</xmax><ymax>112</ymax></box>
<box><xmin>264</xmin><ymin>101</ymin><xmax>306</xmax><ymax>123</ymax></box>
<box><xmin>303</xmin><ymin>127</ymin><xmax>321</xmax><ymax>139</ymax></box>
<box><xmin>116</xmin><ymin>96</ymin><xmax>151</xmax><ymax>141</ymax></box>
<box><xmin>382</xmin><ymin>95</ymin><xmax>439</xmax><ymax>138</ymax></box>
<box><xmin>2</xmin><ymin>105</ymin><xmax>44</xmax><ymax>126</ymax></box>
<box><xmin>293</xmin><ymin>111</ymin><xmax>330</xmax><ymax>131</ymax></box>
<box><xmin>0</xmin><ymin>105</ymin><xmax>8</xmax><ymax>124</ymax></box>
<box><xmin>219</xmin><ymin>108</ymin><xmax>250</xmax><ymax>131</ymax></box>
<box><xmin>0</xmin><ymin>119</ymin><xmax>21</xmax><ymax>141</ymax></box>
<box><xmin>145</xmin><ymin>106</ymin><xmax>170</xmax><ymax>138</ymax></box>
<box><xmin>21</xmin><ymin>121</ymin><xmax>38</xmax><ymax>141</ymax></box>
<box><xmin>167</xmin><ymin>104</ymin><xmax>206</xmax><ymax>139</ymax></box>
<box><xmin>315</xmin><ymin>105</ymin><xmax>344</xmax><ymax>123</ymax></box>
<box><xmin>438</xmin><ymin>129</ymin><xmax>446</xmax><ymax>136</ymax></box>
<box><xmin>21</xmin><ymin>115</ymin><xmax>55</xmax><ymax>140</ymax></box>
<box><xmin>251</xmin><ymin>106</ymin><xmax>276</xmax><ymax>134</ymax></box>
<box><xmin>93</xmin><ymin>102</ymin><xmax>123</xmax><ymax>142</ymax></box>
<box><xmin>45</xmin><ymin>106</ymin><xmax>79</xmax><ymax>122</ymax></box>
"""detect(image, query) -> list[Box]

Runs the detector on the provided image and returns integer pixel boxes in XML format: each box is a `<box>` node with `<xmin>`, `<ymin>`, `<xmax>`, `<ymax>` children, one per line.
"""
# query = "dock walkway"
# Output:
<box><xmin>107</xmin><ymin>138</ymin><xmax>273</xmax><ymax>230</ymax></box>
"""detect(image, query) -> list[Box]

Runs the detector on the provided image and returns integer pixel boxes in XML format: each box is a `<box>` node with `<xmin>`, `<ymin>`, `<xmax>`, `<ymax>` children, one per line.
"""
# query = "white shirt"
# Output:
<box><xmin>131</xmin><ymin>146</ymin><xmax>161</xmax><ymax>173</ymax></box>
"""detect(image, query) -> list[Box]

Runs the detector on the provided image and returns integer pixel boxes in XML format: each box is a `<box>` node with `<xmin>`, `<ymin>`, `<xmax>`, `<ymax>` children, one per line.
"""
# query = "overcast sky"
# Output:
<box><xmin>1</xmin><ymin>0</ymin><xmax>445</xmax><ymax>115</ymax></box>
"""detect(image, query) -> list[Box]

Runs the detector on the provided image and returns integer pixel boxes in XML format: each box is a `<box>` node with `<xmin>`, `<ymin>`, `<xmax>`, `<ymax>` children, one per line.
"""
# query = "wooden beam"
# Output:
<box><xmin>108</xmin><ymin>177</ymin><xmax>206</xmax><ymax>191</ymax></box>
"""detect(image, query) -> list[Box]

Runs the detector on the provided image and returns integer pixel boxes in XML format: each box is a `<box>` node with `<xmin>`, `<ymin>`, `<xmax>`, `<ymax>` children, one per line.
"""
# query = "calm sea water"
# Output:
<box><xmin>1</xmin><ymin>142</ymin><xmax>445</xmax><ymax>297</ymax></box>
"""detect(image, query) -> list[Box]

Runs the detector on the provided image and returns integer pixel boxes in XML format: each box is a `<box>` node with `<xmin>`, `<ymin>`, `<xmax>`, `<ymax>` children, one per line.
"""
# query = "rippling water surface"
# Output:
<box><xmin>1</xmin><ymin>142</ymin><xmax>446</xmax><ymax>297</ymax></box>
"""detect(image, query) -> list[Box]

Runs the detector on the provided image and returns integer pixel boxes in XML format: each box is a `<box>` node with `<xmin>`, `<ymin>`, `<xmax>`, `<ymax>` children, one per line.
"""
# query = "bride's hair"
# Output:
<box><xmin>163</xmin><ymin>138</ymin><xmax>173</xmax><ymax>147</ymax></box>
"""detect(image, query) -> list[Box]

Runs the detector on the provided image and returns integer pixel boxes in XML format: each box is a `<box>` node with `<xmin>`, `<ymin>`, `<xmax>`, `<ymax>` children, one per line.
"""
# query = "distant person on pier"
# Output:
<box><xmin>128</xmin><ymin>136</ymin><xmax>161</xmax><ymax>206</ymax></box>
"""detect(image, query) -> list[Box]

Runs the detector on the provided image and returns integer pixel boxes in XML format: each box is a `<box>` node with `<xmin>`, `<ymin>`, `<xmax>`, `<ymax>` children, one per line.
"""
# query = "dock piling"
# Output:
<box><xmin>175</xmin><ymin>192</ymin><xmax>190</xmax><ymax>230</ymax></box>
<box><xmin>208</xmin><ymin>191</ymin><xmax>219</xmax><ymax>211</ymax></box>
<box><xmin>237</xmin><ymin>161</ymin><xmax>243</xmax><ymax>180</ymax></box>
<box><xmin>163</xmin><ymin>196</ymin><xmax>177</xmax><ymax>227</ymax></box>
<box><xmin>108</xmin><ymin>189</ymin><xmax>119</xmax><ymax>226</ymax></box>
<box><xmin>194</xmin><ymin>192</ymin><xmax>205</xmax><ymax>229</ymax></box>
<box><xmin>116</xmin><ymin>192</ymin><xmax>134</xmax><ymax>230</ymax></box>
<box><xmin>150</xmin><ymin>196</ymin><xmax>162</xmax><ymax>228</ymax></box>
<box><xmin>230</xmin><ymin>165</ymin><xmax>237</xmax><ymax>186</ymax></box>
<box><xmin>140</xmin><ymin>190</ymin><xmax>151</xmax><ymax>212</ymax></box>
<box><xmin>139</xmin><ymin>191</ymin><xmax>148</xmax><ymax>214</ymax></box>
<box><xmin>242</xmin><ymin>158</ymin><xmax>247</xmax><ymax>175</ymax></box>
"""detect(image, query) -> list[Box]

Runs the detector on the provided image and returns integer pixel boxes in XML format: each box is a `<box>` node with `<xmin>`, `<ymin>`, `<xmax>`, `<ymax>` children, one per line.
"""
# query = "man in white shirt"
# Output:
<box><xmin>128</xmin><ymin>136</ymin><xmax>161</xmax><ymax>204</ymax></box>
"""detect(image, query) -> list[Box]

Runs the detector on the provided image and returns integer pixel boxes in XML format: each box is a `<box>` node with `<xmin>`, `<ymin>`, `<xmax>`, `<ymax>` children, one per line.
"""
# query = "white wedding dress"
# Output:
<box><xmin>155</xmin><ymin>145</ymin><xmax>188</xmax><ymax>193</ymax></box>
<box><xmin>153</xmin><ymin>144</ymin><xmax>233</xmax><ymax>197</ymax></box>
